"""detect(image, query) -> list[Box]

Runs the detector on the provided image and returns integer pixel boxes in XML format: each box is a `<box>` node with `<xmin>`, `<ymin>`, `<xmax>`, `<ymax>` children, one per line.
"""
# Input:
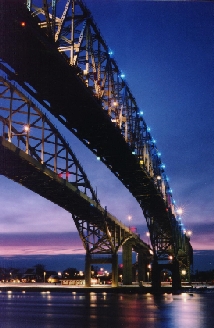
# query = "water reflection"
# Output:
<box><xmin>0</xmin><ymin>291</ymin><xmax>213</xmax><ymax>327</ymax></box>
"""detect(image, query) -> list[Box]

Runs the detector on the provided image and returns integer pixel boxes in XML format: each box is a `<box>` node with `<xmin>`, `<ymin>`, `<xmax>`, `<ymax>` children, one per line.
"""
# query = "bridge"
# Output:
<box><xmin>0</xmin><ymin>0</ymin><xmax>192</xmax><ymax>290</ymax></box>
<box><xmin>0</xmin><ymin>71</ymin><xmax>151</xmax><ymax>287</ymax></box>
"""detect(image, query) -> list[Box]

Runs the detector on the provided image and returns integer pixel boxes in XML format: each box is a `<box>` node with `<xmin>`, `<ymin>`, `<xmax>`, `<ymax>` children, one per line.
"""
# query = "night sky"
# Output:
<box><xmin>0</xmin><ymin>0</ymin><xmax>213</xmax><ymax>272</ymax></box>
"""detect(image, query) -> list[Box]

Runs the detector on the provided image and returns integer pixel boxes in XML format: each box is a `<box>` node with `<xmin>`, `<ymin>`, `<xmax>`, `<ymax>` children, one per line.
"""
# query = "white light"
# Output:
<box><xmin>24</xmin><ymin>125</ymin><xmax>30</xmax><ymax>132</ymax></box>
<box><xmin>176</xmin><ymin>208</ymin><xmax>183</xmax><ymax>215</ymax></box>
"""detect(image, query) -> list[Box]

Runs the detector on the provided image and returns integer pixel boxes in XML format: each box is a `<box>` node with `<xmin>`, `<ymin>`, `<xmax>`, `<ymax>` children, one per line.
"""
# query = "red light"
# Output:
<box><xmin>21</xmin><ymin>22</ymin><xmax>26</xmax><ymax>27</ymax></box>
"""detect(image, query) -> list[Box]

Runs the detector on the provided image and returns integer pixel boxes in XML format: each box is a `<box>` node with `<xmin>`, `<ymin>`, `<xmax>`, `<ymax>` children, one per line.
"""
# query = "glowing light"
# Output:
<box><xmin>24</xmin><ymin>125</ymin><xmax>30</xmax><ymax>132</ymax></box>
<box><xmin>21</xmin><ymin>21</ymin><xmax>26</xmax><ymax>27</ymax></box>
<box><xmin>128</xmin><ymin>215</ymin><xmax>132</xmax><ymax>222</ymax></box>
<box><xmin>157</xmin><ymin>175</ymin><xmax>161</xmax><ymax>180</ymax></box>
<box><xmin>157</xmin><ymin>152</ymin><xmax>161</xmax><ymax>157</ymax></box>
<box><xmin>176</xmin><ymin>207</ymin><xmax>183</xmax><ymax>215</ymax></box>
<box><xmin>97</xmin><ymin>157</ymin><xmax>100</xmax><ymax>161</ymax></box>
<box><xmin>147</xmin><ymin>127</ymin><xmax>151</xmax><ymax>132</ymax></box>
<box><xmin>120</xmin><ymin>73</ymin><xmax>125</xmax><ymax>79</ymax></box>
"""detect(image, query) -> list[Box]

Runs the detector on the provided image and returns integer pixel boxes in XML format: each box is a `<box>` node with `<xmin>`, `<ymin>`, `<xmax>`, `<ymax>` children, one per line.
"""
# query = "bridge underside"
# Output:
<box><xmin>0</xmin><ymin>1</ymin><xmax>192</xmax><ymax>286</ymax></box>
<box><xmin>0</xmin><ymin>1</ymin><xmax>171</xmax><ymax>238</ymax></box>
<box><xmin>0</xmin><ymin>137</ymin><xmax>97</xmax><ymax>219</ymax></box>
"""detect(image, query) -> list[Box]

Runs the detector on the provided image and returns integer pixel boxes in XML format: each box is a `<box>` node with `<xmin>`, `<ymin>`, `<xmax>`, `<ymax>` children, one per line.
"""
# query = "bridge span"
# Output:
<box><xmin>0</xmin><ymin>72</ymin><xmax>151</xmax><ymax>286</ymax></box>
<box><xmin>0</xmin><ymin>0</ymin><xmax>193</xmax><ymax>289</ymax></box>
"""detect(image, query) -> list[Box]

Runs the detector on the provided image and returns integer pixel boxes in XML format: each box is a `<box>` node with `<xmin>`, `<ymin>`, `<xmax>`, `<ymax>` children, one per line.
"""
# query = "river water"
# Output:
<box><xmin>0</xmin><ymin>289</ymin><xmax>213</xmax><ymax>328</ymax></box>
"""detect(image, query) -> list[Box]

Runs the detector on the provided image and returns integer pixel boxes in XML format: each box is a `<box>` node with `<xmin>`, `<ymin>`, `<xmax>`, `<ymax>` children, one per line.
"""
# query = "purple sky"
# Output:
<box><xmin>0</xmin><ymin>1</ymin><xmax>214</xmax><ymax>267</ymax></box>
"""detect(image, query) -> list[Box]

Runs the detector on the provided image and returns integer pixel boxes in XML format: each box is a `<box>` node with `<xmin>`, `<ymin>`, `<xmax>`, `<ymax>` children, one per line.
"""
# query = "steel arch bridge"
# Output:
<box><xmin>0</xmin><ymin>69</ymin><xmax>151</xmax><ymax>286</ymax></box>
<box><xmin>0</xmin><ymin>0</ymin><xmax>193</xmax><ymax>288</ymax></box>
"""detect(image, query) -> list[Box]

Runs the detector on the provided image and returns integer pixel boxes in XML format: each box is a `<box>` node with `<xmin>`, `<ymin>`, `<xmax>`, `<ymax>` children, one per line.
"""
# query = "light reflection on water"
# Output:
<box><xmin>0</xmin><ymin>290</ymin><xmax>213</xmax><ymax>328</ymax></box>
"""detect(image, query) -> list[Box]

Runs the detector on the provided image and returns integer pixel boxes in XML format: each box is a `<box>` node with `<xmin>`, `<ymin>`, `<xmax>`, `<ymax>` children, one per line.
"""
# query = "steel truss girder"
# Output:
<box><xmin>26</xmin><ymin>1</ymin><xmax>186</xmax><ymax>259</ymax></box>
<box><xmin>28</xmin><ymin>1</ymin><xmax>174</xmax><ymax>210</ymax></box>
<box><xmin>0</xmin><ymin>68</ymin><xmax>97</xmax><ymax>201</ymax></box>
<box><xmin>0</xmin><ymin>65</ymin><xmax>149</xmax><ymax>259</ymax></box>
<box><xmin>72</xmin><ymin>211</ymin><xmax>146</xmax><ymax>256</ymax></box>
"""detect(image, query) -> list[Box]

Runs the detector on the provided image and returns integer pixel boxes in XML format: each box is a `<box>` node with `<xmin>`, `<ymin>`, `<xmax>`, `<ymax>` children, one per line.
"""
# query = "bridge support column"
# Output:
<box><xmin>172</xmin><ymin>258</ymin><xmax>181</xmax><ymax>291</ymax></box>
<box><xmin>111</xmin><ymin>252</ymin><xmax>118</xmax><ymax>287</ymax></box>
<box><xmin>122</xmin><ymin>240</ymin><xmax>132</xmax><ymax>285</ymax></box>
<box><xmin>85</xmin><ymin>253</ymin><xmax>91</xmax><ymax>287</ymax></box>
<box><xmin>152</xmin><ymin>259</ymin><xmax>161</xmax><ymax>292</ymax></box>
<box><xmin>138</xmin><ymin>250</ymin><xmax>147</xmax><ymax>284</ymax></box>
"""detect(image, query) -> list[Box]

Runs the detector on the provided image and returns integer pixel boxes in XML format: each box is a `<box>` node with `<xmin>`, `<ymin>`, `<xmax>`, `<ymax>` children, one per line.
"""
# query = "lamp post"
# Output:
<box><xmin>44</xmin><ymin>271</ymin><xmax>46</xmax><ymax>283</ymax></box>
<box><xmin>128</xmin><ymin>215</ymin><xmax>132</xmax><ymax>230</ymax></box>
<box><xmin>146</xmin><ymin>232</ymin><xmax>150</xmax><ymax>245</ymax></box>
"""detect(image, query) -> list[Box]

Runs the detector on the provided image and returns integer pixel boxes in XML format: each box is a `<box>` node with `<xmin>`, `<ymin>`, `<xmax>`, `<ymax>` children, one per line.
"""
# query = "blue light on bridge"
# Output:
<box><xmin>137</xmin><ymin>110</ymin><xmax>143</xmax><ymax>116</ymax></box>
<box><xmin>157</xmin><ymin>152</ymin><xmax>161</xmax><ymax>157</ymax></box>
<box><xmin>147</xmin><ymin>127</ymin><xmax>151</xmax><ymax>132</ymax></box>
<box><xmin>120</xmin><ymin>73</ymin><xmax>125</xmax><ymax>79</ymax></box>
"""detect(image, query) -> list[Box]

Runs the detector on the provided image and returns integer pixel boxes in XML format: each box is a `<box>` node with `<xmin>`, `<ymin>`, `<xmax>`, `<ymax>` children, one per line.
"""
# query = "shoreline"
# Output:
<box><xmin>0</xmin><ymin>282</ymin><xmax>213</xmax><ymax>294</ymax></box>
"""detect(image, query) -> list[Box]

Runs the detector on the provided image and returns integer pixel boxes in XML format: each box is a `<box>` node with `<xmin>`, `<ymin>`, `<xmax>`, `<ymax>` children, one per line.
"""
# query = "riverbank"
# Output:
<box><xmin>0</xmin><ymin>282</ymin><xmax>213</xmax><ymax>294</ymax></box>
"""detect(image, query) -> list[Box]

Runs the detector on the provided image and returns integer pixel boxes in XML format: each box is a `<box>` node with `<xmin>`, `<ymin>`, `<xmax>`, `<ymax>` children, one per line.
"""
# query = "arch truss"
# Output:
<box><xmin>0</xmin><ymin>64</ymin><xmax>148</xmax><ymax>259</ymax></box>
<box><xmin>25</xmin><ymin>0</ymin><xmax>193</xmax><ymax>269</ymax></box>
